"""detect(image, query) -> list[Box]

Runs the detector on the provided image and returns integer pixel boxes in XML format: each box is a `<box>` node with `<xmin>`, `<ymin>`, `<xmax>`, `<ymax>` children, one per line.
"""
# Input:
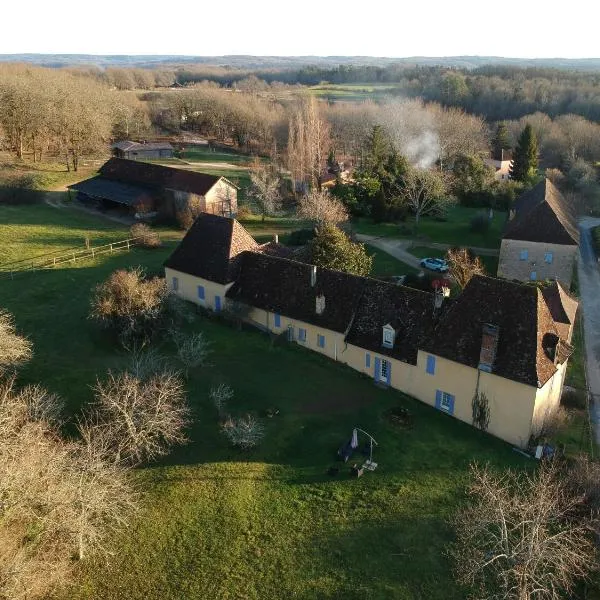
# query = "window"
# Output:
<box><xmin>317</xmin><ymin>334</ymin><xmax>325</xmax><ymax>348</ymax></box>
<box><xmin>519</xmin><ymin>250</ymin><xmax>528</xmax><ymax>261</ymax></box>
<box><xmin>435</xmin><ymin>390</ymin><xmax>455</xmax><ymax>415</ymax></box>
<box><xmin>274</xmin><ymin>313</ymin><xmax>281</xmax><ymax>328</ymax></box>
<box><xmin>197</xmin><ymin>285</ymin><xmax>205</xmax><ymax>300</ymax></box>
<box><xmin>382</xmin><ymin>326</ymin><xmax>395</xmax><ymax>348</ymax></box>
<box><xmin>380</xmin><ymin>359</ymin><xmax>390</xmax><ymax>381</ymax></box>
<box><xmin>530</xmin><ymin>271</ymin><xmax>537</xmax><ymax>281</ymax></box>
<box><xmin>172</xmin><ymin>277</ymin><xmax>179</xmax><ymax>291</ymax></box>
<box><xmin>298</xmin><ymin>328</ymin><xmax>307</xmax><ymax>342</ymax></box>
<box><xmin>365</xmin><ymin>353</ymin><xmax>371</xmax><ymax>369</ymax></box>
<box><xmin>426</xmin><ymin>355</ymin><xmax>436</xmax><ymax>375</ymax></box>
<box><xmin>545</xmin><ymin>252</ymin><xmax>553</xmax><ymax>264</ymax></box>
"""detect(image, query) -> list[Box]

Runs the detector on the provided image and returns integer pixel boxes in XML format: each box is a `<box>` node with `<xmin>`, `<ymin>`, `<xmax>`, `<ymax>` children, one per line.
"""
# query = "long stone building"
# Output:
<box><xmin>165</xmin><ymin>213</ymin><xmax>578</xmax><ymax>449</ymax></box>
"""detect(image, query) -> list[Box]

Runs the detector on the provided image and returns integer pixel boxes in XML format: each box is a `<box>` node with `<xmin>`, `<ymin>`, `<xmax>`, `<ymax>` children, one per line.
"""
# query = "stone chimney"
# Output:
<box><xmin>478</xmin><ymin>324</ymin><xmax>500</xmax><ymax>373</ymax></box>
<box><xmin>310</xmin><ymin>265</ymin><xmax>317</xmax><ymax>287</ymax></box>
<box><xmin>273</xmin><ymin>234</ymin><xmax>279</xmax><ymax>243</ymax></box>
<box><xmin>315</xmin><ymin>294</ymin><xmax>326</xmax><ymax>315</ymax></box>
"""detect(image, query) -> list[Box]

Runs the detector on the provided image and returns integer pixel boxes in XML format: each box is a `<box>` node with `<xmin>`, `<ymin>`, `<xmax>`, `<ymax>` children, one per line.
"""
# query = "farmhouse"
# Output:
<box><xmin>112</xmin><ymin>140</ymin><xmax>174</xmax><ymax>160</ymax></box>
<box><xmin>497</xmin><ymin>178</ymin><xmax>579</xmax><ymax>287</ymax></box>
<box><xmin>68</xmin><ymin>158</ymin><xmax>237</xmax><ymax>219</ymax></box>
<box><xmin>166</xmin><ymin>213</ymin><xmax>577</xmax><ymax>448</ymax></box>
<box><xmin>484</xmin><ymin>149</ymin><xmax>512</xmax><ymax>181</ymax></box>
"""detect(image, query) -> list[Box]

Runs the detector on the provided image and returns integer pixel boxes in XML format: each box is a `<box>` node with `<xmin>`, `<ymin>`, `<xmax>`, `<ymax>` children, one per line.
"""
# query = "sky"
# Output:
<box><xmin>2</xmin><ymin>0</ymin><xmax>599</xmax><ymax>58</ymax></box>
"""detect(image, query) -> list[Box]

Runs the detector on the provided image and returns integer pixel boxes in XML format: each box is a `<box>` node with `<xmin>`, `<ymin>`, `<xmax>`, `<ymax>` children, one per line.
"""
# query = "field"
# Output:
<box><xmin>353</xmin><ymin>206</ymin><xmax>507</xmax><ymax>250</ymax></box>
<box><xmin>309</xmin><ymin>83</ymin><xmax>400</xmax><ymax>102</ymax></box>
<box><xmin>0</xmin><ymin>202</ymin><xmax>525</xmax><ymax>600</ymax></box>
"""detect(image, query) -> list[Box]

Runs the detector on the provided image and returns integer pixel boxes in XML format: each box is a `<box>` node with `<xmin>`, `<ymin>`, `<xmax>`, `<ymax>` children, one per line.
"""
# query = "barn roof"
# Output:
<box><xmin>100</xmin><ymin>158</ymin><xmax>221</xmax><ymax>196</ymax></box>
<box><xmin>112</xmin><ymin>141</ymin><xmax>174</xmax><ymax>152</ymax></box>
<box><xmin>503</xmin><ymin>179</ymin><xmax>579</xmax><ymax>245</ymax></box>
<box><xmin>68</xmin><ymin>176</ymin><xmax>154</xmax><ymax>207</ymax></box>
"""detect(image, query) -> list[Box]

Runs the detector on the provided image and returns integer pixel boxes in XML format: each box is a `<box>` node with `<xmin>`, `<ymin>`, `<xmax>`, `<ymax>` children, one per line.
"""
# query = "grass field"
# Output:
<box><xmin>353</xmin><ymin>206</ymin><xmax>506</xmax><ymax>249</ymax></box>
<box><xmin>0</xmin><ymin>202</ymin><xmax>526</xmax><ymax>600</ymax></box>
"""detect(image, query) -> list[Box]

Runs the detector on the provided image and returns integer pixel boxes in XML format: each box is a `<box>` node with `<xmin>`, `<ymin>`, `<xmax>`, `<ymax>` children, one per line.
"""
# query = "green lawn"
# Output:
<box><xmin>366</xmin><ymin>244</ymin><xmax>418</xmax><ymax>278</ymax></box>
<box><xmin>0</xmin><ymin>202</ymin><xmax>525</xmax><ymax>600</ymax></box>
<box><xmin>353</xmin><ymin>206</ymin><xmax>506</xmax><ymax>249</ymax></box>
<box><xmin>179</xmin><ymin>146</ymin><xmax>256</xmax><ymax>165</ymax></box>
<box><xmin>407</xmin><ymin>246</ymin><xmax>499</xmax><ymax>277</ymax></box>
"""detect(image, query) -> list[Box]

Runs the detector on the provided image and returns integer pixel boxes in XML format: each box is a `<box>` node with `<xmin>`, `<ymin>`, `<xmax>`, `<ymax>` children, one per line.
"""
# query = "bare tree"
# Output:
<box><xmin>210</xmin><ymin>383</ymin><xmax>234</xmax><ymax>419</ymax></box>
<box><xmin>0</xmin><ymin>310</ymin><xmax>32</xmax><ymax>375</ymax></box>
<box><xmin>88</xmin><ymin>369</ymin><xmax>190</xmax><ymax>466</ymax></box>
<box><xmin>222</xmin><ymin>414</ymin><xmax>265</xmax><ymax>450</ymax></box>
<box><xmin>247</xmin><ymin>160</ymin><xmax>281</xmax><ymax>221</ymax></box>
<box><xmin>401</xmin><ymin>168</ymin><xmax>451</xmax><ymax>232</ymax></box>
<box><xmin>170</xmin><ymin>330</ymin><xmax>212</xmax><ymax>377</ymax></box>
<box><xmin>446</xmin><ymin>247</ymin><xmax>486</xmax><ymax>290</ymax></box>
<box><xmin>450</xmin><ymin>461</ymin><xmax>597</xmax><ymax>600</ymax></box>
<box><xmin>297</xmin><ymin>189</ymin><xmax>349</xmax><ymax>225</ymax></box>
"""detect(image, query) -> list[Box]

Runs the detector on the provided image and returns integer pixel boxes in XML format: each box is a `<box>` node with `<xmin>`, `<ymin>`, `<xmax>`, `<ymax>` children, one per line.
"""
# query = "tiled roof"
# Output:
<box><xmin>424</xmin><ymin>276</ymin><xmax>561</xmax><ymax>387</ymax></box>
<box><xmin>504</xmin><ymin>179</ymin><xmax>579</xmax><ymax>245</ymax></box>
<box><xmin>345</xmin><ymin>279</ymin><xmax>443</xmax><ymax>365</ymax></box>
<box><xmin>542</xmin><ymin>281</ymin><xmax>578</xmax><ymax>326</ymax></box>
<box><xmin>68</xmin><ymin>176</ymin><xmax>155</xmax><ymax>207</ymax></box>
<box><xmin>100</xmin><ymin>158</ymin><xmax>221</xmax><ymax>196</ymax></box>
<box><xmin>112</xmin><ymin>141</ymin><xmax>174</xmax><ymax>152</ymax></box>
<box><xmin>164</xmin><ymin>214</ymin><xmax>258</xmax><ymax>284</ymax></box>
<box><xmin>226</xmin><ymin>252</ymin><xmax>366</xmax><ymax>334</ymax></box>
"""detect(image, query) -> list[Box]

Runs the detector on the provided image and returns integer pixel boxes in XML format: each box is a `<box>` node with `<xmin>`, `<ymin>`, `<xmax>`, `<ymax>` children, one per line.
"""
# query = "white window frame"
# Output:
<box><xmin>440</xmin><ymin>392</ymin><xmax>452</xmax><ymax>412</ymax></box>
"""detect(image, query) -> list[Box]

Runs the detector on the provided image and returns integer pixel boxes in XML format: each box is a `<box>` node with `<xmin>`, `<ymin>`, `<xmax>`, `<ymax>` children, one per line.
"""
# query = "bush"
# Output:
<box><xmin>129</xmin><ymin>223</ymin><xmax>161</xmax><ymax>248</ymax></box>
<box><xmin>562</xmin><ymin>389</ymin><xmax>587</xmax><ymax>410</ymax></box>
<box><xmin>235</xmin><ymin>204</ymin><xmax>254</xmax><ymax>220</ymax></box>
<box><xmin>209</xmin><ymin>383</ymin><xmax>234</xmax><ymax>419</ymax></box>
<box><xmin>89</xmin><ymin>268</ymin><xmax>170</xmax><ymax>346</ymax></box>
<box><xmin>287</xmin><ymin>228</ymin><xmax>315</xmax><ymax>246</ymax></box>
<box><xmin>170</xmin><ymin>330</ymin><xmax>211</xmax><ymax>377</ymax></box>
<box><xmin>221</xmin><ymin>414</ymin><xmax>265</xmax><ymax>450</ymax></box>
<box><xmin>469</xmin><ymin>211</ymin><xmax>490</xmax><ymax>234</ymax></box>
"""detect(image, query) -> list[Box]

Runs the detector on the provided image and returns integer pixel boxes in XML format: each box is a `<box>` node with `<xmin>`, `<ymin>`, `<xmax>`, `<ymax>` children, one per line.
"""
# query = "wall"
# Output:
<box><xmin>497</xmin><ymin>239</ymin><xmax>577</xmax><ymax>287</ymax></box>
<box><xmin>164</xmin><ymin>268</ymin><xmax>231</xmax><ymax>311</ymax></box>
<box><xmin>531</xmin><ymin>362</ymin><xmax>567</xmax><ymax>436</ymax></box>
<box><xmin>205</xmin><ymin>180</ymin><xmax>238</xmax><ymax>217</ymax></box>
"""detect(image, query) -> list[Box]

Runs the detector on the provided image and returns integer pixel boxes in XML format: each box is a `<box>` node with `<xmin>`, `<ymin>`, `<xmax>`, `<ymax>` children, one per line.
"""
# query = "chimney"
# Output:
<box><xmin>273</xmin><ymin>234</ymin><xmax>279</xmax><ymax>243</ymax></box>
<box><xmin>478</xmin><ymin>324</ymin><xmax>500</xmax><ymax>373</ymax></box>
<box><xmin>433</xmin><ymin>289</ymin><xmax>444</xmax><ymax>310</ymax></box>
<box><xmin>310</xmin><ymin>265</ymin><xmax>317</xmax><ymax>287</ymax></box>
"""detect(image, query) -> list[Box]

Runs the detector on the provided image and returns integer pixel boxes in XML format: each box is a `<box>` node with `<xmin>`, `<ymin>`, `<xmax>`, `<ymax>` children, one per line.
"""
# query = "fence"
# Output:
<box><xmin>0</xmin><ymin>236</ymin><xmax>156</xmax><ymax>281</ymax></box>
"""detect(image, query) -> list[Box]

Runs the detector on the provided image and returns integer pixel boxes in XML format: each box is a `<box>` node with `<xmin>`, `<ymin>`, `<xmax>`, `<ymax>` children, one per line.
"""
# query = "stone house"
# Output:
<box><xmin>68</xmin><ymin>158</ymin><xmax>237</xmax><ymax>219</ymax></box>
<box><xmin>497</xmin><ymin>178</ymin><xmax>579</xmax><ymax>287</ymax></box>
<box><xmin>165</xmin><ymin>213</ymin><xmax>578</xmax><ymax>449</ymax></box>
<box><xmin>112</xmin><ymin>140</ymin><xmax>174</xmax><ymax>160</ymax></box>
<box><xmin>484</xmin><ymin>149</ymin><xmax>512</xmax><ymax>181</ymax></box>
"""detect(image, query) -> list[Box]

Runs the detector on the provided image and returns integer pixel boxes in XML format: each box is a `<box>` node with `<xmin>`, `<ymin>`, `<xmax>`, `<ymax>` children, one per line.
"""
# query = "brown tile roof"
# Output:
<box><xmin>164</xmin><ymin>214</ymin><xmax>258</xmax><ymax>284</ymax></box>
<box><xmin>226</xmin><ymin>252</ymin><xmax>366</xmax><ymax>334</ymax></box>
<box><xmin>542</xmin><ymin>281</ymin><xmax>578</xmax><ymax>326</ymax></box>
<box><xmin>100</xmin><ymin>158</ymin><xmax>221</xmax><ymax>196</ymax></box>
<box><xmin>424</xmin><ymin>276</ymin><xmax>561</xmax><ymax>387</ymax></box>
<box><xmin>345</xmin><ymin>279</ymin><xmax>444</xmax><ymax>365</ymax></box>
<box><xmin>503</xmin><ymin>179</ymin><xmax>579</xmax><ymax>245</ymax></box>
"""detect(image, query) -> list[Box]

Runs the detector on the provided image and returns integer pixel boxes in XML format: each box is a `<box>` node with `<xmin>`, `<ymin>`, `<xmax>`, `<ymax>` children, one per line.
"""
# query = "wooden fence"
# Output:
<box><xmin>0</xmin><ymin>236</ymin><xmax>156</xmax><ymax>281</ymax></box>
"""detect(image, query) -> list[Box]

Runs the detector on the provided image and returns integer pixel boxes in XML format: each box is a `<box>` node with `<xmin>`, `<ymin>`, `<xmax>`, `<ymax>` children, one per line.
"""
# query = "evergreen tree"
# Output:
<box><xmin>363</xmin><ymin>125</ymin><xmax>391</xmax><ymax>179</ymax></box>
<box><xmin>308</xmin><ymin>223</ymin><xmax>373</xmax><ymax>276</ymax></box>
<box><xmin>509</xmin><ymin>124</ymin><xmax>538</xmax><ymax>182</ymax></box>
<box><xmin>492</xmin><ymin>122</ymin><xmax>511</xmax><ymax>159</ymax></box>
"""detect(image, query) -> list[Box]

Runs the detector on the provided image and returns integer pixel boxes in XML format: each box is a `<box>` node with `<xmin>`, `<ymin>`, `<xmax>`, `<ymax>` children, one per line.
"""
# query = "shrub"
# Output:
<box><xmin>0</xmin><ymin>309</ymin><xmax>33</xmax><ymax>374</ymax></box>
<box><xmin>469</xmin><ymin>211</ymin><xmax>490</xmax><ymax>234</ymax></box>
<box><xmin>129</xmin><ymin>223</ymin><xmax>161</xmax><ymax>248</ymax></box>
<box><xmin>221</xmin><ymin>415</ymin><xmax>265</xmax><ymax>450</ymax></box>
<box><xmin>209</xmin><ymin>383</ymin><xmax>234</xmax><ymax>419</ymax></box>
<box><xmin>170</xmin><ymin>330</ymin><xmax>211</xmax><ymax>377</ymax></box>
<box><xmin>235</xmin><ymin>204</ymin><xmax>254</xmax><ymax>220</ymax></box>
<box><xmin>287</xmin><ymin>228</ymin><xmax>315</xmax><ymax>246</ymax></box>
<box><xmin>562</xmin><ymin>389</ymin><xmax>587</xmax><ymax>410</ymax></box>
<box><xmin>89</xmin><ymin>268</ymin><xmax>170</xmax><ymax>346</ymax></box>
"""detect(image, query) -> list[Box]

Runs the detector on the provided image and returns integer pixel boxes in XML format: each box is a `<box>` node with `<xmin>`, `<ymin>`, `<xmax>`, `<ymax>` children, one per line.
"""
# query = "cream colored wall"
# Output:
<box><xmin>205</xmin><ymin>180</ymin><xmax>238</xmax><ymax>217</ymax></box>
<box><xmin>165</xmin><ymin>268</ymin><xmax>232</xmax><ymax>311</ymax></box>
<box><xmin>412</xmin><ymin>351</ymin><xmax>537</xmax><ymax>447</ymax></box>
<box><xmin>532</xmin><ymin>363</ymin><xmax>566</xmax><ymax>436</ymax></box>
<box><xmin>498</xmin><ymin>239</ymin><xmax>577</xmax><ymax>287</ymax></box>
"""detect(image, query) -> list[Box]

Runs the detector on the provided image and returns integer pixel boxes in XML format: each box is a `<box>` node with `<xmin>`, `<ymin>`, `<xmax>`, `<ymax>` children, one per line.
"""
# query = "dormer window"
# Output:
<box><xmin>316</xmin><ymin>294</ymin><xmax>326</xmax><ymax>315</ymax></box>
<box><xmin>382</xmin><ymin>324</ymin><xmax>395</xmax><ymax>349</ymax></box>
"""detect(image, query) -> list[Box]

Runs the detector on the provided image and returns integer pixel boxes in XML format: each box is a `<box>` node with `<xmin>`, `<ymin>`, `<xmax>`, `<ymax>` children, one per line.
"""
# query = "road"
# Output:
<box><xmin>355</xmin><ymin>235</ymin><xmax>423</xmax><ymax>269</ymax></box>
<box><xmin>577</xmin><ymin>217</ymin><xmax>600</xmax><ymax>442</ymax></box>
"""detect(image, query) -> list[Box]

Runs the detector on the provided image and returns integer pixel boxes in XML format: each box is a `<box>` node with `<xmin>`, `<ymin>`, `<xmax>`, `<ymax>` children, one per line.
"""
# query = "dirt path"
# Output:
<box><xmin>577</xmin><ymin>217</ymin><xmax>600</xmax><ymax>443</ymax></box>
<box><xmin>356</xmin><ymin>235</ymin><xmax>423</xmax><ymax>269</ymax></box>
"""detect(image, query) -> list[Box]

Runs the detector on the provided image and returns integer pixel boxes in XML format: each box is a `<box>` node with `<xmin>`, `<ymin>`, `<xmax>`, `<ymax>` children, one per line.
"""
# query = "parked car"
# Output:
<box><xmin>420</xmin><ymin>257</ymin><xmax>449</xmax><ymax>273</ymax></box>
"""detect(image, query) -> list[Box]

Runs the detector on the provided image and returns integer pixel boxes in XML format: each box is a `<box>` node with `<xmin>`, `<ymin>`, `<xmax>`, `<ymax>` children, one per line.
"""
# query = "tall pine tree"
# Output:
<box><xmin>492</xmin><ymin>122</ymin><xmax>511</xmax><ymax>159</ymax></box>
<box><xmin>509</xmin><ymin>124</ymin><xmax>538</xmax><ymax>182</ymax></box>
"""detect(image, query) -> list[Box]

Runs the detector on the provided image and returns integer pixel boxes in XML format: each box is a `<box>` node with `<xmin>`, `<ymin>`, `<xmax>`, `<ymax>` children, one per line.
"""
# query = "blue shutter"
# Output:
<box><xmin>374</xmin><ymin>357</ymin><xmax>381</xmax><ymax>382</ymax></box>
<box><xmin>520</xmin><ymin>250</ymin><xmax>528</xmax><ymax>261</ymax></box>
<box><xmin>274</xmin><ymin>313</ymin><xmax>281</xmax><ymax>328</ymax></box>
<box><xmin>530</xmin><ymin>271</ymin><xmax>537</xmax><ymax>281</ymax></box>
<box><xmin>299</xmin><ymin>328</ymin><xmax>306</xmax><ymax>342</ymax></box>
<box><xmin>447</xmin><ymin>394</ymin><xmax>455</xmax><ymax>415</ymax></box>
<box><xmin>197</xmin><ymin>285</ymin><xmax>205</xmax><ymax>300</ymax></box>
<box><xmin>318</xmin><ymin>334</ymin><xmax>325</xmax><ymax>348</ymax></box>
<box><xmin>365</xmin><ymin>353</ymin><xmax>371</xmax><ymax>369</ymax></box>
<box><xmin>215</xmin><ymin>296</ymin><xmax>221</xmax><ymax>312</ymax></box>
<box><xmin>426</xmin><ymin>355</ymin><xmax>436</xmax><ymax>375</ymax></box>
<box><xmin>435</xmin><ymin>390</ymin><xmax>442</xmax><ymax>409</ymax></box>
<box><xmin>386</xmin><ymin>361</ymin><xmax>392</xmax><ymax>386</ymax></box>
<box><xmin>545</xmin><ymin>252</ymin><xmax>553</xmax><ymax>264</ymax></box>
<box><xmin>172</xmin><ymin>277</ymin><xmax>179</xmax><ymax>291</ymax></box>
